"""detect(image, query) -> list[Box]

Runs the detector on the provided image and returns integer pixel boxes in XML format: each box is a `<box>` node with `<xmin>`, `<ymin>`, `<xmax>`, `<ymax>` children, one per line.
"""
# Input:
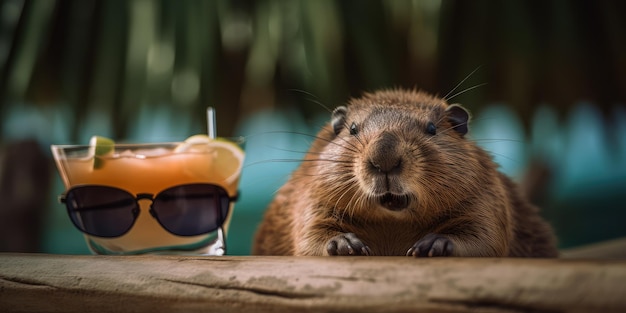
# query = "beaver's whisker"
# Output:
<box><xmin>471</xmin><ymin>138</ymin><xmax>525</xmax><ymax>144</ymax></box>
<box><xmin>252</xmin><ymin>130</ymin><xmax>363</xmax><ymax>154</ymax></box>
<box><xmin>301</xmin><ymin>159</ymin><xmax>355</xmax><ymax>164</ymax></box>
<box><xmin>445</xmin><ymin>83</ymin><xmax>488</xmax><ymax>102</ymax></box>
<box><xmin>323</xmin><ymin>182</ymin><xmax>354</xmax><ymax>221</ymax></box>
<box><xmin>313</xmin><ymin>133</ymin><xmax>361</xmax><ymax>153</ymax></box>
<box><xmin>443</xmin><ymin>66</ymin><xmax>482</xmax><ymax>101</ymax></box>
<box><xmin>287</xmin><ymin>88</ymin><xmax>333</xmax><ymax>113</ymax></box>
<box><xmin>334</xmin><ymin>134</ymin><xmax>363</xmax><ymax>153</ymax></box>
<box><xmin>340</xmin><ymin>183</ymin><xmax>361</xmax><ymax>222</ymax></box>
<box><xmin>243</xmin><ymin>159</ymin><xmax>309</xmax><ymax>167</ymax></box>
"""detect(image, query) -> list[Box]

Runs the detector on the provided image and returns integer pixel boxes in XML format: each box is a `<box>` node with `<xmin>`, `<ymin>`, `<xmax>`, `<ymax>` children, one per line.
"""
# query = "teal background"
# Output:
<box><xmin>0</xmin><ymin>0</ymin><xmax>625</xmax><ymax>255</ymax></box>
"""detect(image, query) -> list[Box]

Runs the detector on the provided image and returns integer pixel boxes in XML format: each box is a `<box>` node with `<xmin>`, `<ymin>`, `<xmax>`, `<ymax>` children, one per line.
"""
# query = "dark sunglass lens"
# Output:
<box><xmin>152</xmin><ymin>184</ymin><xmax>230</xmax><ymax>236</ymax></box>
<box><xmin>64</xmin><ymin>186</ymin><xmax>138</xmax><ymax>237</ymax></box>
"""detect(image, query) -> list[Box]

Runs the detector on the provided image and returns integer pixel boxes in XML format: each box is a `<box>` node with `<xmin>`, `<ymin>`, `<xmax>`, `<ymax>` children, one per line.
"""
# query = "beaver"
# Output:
<box><xmin>252</xmin><ymin>89</ymin><xmax>558</xmax><ymax>257</ymax></box>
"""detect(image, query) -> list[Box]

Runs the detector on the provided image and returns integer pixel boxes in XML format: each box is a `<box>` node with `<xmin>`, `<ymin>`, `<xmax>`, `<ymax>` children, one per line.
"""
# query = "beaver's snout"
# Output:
<box><xmin>367</xmin><ymin>131</ymin><xmax>403</xmax><ymax>175</ymax></box>
<box><xmin>365</xmin><ymin>131</ymin><xmax>412</xmax><ymax>210</ymax></box>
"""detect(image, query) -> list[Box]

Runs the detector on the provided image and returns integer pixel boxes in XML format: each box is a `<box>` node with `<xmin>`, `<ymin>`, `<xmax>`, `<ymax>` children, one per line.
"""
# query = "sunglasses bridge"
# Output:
<box><xmin>135</xmin><ymin>193</ymin><xmax>158</xmax><ymax>218</ymax></box>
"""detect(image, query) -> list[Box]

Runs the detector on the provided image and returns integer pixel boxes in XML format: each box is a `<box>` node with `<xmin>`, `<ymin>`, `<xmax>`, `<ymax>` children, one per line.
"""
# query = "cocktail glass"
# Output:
<box><xmin>51</xmin><ymin>138</ymin><xmax>244</xmax><ymax>255</ymax></box>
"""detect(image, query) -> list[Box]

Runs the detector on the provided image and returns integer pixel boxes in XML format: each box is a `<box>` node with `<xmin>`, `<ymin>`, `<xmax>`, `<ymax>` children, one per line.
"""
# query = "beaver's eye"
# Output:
<box><xmin>350</xmin><ymin>122</ymin><xmax>359</xmax><ymax>135</ymax></box>
<box><xmin>426</xmin><ymin>122</ymin><xmax>437</xmax><ymax>135</ymax></box>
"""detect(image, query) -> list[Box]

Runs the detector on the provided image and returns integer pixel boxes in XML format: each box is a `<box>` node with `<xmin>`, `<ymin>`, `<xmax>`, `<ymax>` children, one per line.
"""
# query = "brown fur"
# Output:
<box><xmin>253</xmin><ymin>89</ymin><xmax>558</xmax><ymax>257</ymax></box>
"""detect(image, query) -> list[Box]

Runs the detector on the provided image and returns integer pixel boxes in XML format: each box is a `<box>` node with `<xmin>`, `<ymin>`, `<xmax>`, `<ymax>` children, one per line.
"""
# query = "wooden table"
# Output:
<box><xmin>1</xmin><ymin>253</ymin><xmax>626</xmax><ymax>313</ymax></box>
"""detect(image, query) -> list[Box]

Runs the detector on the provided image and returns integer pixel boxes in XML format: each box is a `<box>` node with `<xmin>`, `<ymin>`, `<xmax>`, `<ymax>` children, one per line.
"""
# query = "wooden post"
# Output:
<box><xmin>1</xmin><ymin>253</ymin><xmax>625</xmax><ymax>312</ymax></box>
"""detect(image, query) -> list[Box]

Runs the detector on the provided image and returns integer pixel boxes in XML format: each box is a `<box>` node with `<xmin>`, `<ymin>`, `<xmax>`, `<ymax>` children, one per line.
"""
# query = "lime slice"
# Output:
<box><xmin>175</xmin><ymin>135</ymin><xmax>215</xmax><ymax>152</ymax></box>
<box><xmin>89</xmin><ymin>135</ymin><xmax>115</xmax><ymax>169</ymax></box>
<box><xmin>175</xmin><ymin>135</ymin><xmax>244</xmax><ymax>183</ymax></box>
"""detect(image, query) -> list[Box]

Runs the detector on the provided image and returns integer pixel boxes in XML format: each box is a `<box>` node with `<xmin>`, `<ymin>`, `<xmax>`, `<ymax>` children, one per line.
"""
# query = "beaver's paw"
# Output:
<box><xmin>407</xmin><ymin>233</ymin><xmax>454</xmax><ymax>257</ymax></box>
<box><xmin>326</xmin><ymin>233</ymin><xmax>372</xmax><ymax>256</ymax></box>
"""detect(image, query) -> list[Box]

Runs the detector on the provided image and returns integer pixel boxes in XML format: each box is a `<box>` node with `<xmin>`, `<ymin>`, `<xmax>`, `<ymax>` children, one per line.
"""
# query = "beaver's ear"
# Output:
<box><xmin>331</xmin><ymin>106</ymin><xmax>347</xmax><ymax>136</ymax></box>
<box><xmin>446</xmin><ymin>104</ymin><xmax>470</xmax><ymax>136</ymax></box>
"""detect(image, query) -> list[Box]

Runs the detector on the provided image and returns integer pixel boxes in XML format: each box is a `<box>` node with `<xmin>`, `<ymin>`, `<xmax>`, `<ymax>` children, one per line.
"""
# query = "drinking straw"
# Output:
<box><xmin>207</xmin><ymin>107</ymin><xmax>216</xmax><ymax>139</ymax></box>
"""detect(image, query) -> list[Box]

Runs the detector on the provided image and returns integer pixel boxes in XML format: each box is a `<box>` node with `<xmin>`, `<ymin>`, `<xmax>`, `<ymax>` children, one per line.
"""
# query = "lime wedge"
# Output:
<box><xmin>89</xmin><ymin>135</ymin><xmax>115</xmax><ymax>169</ymax></box>
<box><xmin>175</xmin><ymin>135</ymin><xmax>245</xmax><ymax>183</ymax></box>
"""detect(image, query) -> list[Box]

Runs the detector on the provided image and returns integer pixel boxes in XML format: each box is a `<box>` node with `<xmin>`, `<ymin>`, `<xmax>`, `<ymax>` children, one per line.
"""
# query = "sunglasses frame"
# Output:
<box><xmin>59</xmin><ymin>183</ymin><xmax>238</xmax><ymax>238</ymax></box>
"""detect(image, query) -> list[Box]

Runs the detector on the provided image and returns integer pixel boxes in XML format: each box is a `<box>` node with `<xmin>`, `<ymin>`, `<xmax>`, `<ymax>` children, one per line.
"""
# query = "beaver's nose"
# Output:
<box><xmin>368</xmin><ymin>131</ymin><xmax>402</xmax><ymax>174</ymax></box>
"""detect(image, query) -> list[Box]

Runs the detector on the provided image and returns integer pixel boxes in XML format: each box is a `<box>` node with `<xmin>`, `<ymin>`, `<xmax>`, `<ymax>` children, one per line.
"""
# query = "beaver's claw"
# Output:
<box><xmin>327</xmin><ymin>233</ymin><xmax>372</xmax><ymax>256</ymax></box>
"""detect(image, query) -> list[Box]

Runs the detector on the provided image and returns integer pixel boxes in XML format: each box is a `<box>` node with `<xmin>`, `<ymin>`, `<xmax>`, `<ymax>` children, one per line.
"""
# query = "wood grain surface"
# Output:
<box><xmin>1</xmin><ymin>253</ymin><xmax>625</xmax><ymax>312</ymax></box>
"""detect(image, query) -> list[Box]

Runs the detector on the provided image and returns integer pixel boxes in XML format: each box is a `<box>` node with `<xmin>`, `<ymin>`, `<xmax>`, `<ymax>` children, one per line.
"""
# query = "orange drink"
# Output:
<box><xmin>51</xmin><ymin>136</ymin><xmax>244</xmax><ymax>255</ymax></box>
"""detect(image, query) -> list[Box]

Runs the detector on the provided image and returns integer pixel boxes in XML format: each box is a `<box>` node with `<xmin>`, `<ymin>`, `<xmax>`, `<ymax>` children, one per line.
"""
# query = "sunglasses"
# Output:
<box><xmin>59</xmin><ymin>183</ymin><xmax>237</xmax><ymax>238</ymax></box>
